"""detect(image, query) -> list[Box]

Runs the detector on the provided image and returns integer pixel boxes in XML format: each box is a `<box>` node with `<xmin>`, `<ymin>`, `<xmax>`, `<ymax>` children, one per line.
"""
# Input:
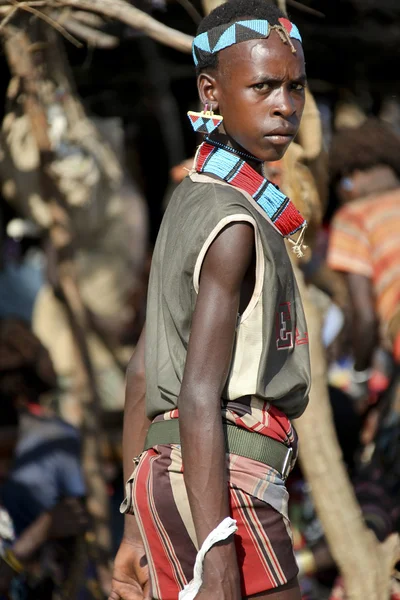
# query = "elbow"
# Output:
<box><xmin>125</xmin><ymin>354</ymin><xmax>146</xmax><ymax>412</ymax></box>
<box><xmin>126</xmin><ymin>352</ymin><xmax>146</xmax><ymax>383</ymax></box>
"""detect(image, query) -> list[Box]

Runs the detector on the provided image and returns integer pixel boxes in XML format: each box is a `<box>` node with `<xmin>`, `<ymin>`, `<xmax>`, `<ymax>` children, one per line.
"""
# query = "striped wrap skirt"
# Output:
<box><xmin>122</xmin><ymin>443</ymin><xmax>298</xmax><ymax>600</ymax></box>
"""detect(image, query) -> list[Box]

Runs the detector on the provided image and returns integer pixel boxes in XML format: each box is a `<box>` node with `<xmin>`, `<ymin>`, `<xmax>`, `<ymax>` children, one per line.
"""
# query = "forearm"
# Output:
<box><xmin>180</xmin><ymin>393</ymin><xmax>230</xmax><ymax>544</ymax></box>
<box><xmin>179</xmin><ymin>389</ymin><xmax>238</xmax><ymax>585</ymax></box>
<box><xmin>122</xmin><ymin>395</ymin><xmax>149</xmax><ymax>541</ymax></box>
<box><xmin>123</xmin><ymin>373</ymin><xmax>150</xmax><ymax>483</ymax></box>
<box><xmin>346</xmin><ymin>273</ymin><xmax>378</xmax><ymax>371</ymax></box>
<box><xmin>122</xmin><ymin>326</ymin><xmax>150</xmax><ymax>540</ymax></box>
<box><xmin>12</xmin><ymin>513</ymin><xmax>52</xmax><ymax>562</ymax></box>
<box><xmin>352</xmin><ymin>315</ymin><xmax>378</xmax><ymax>371</ymax></box>
<box><xmin>110</xmin><ymin>326</ymin><xmax>151</xmax><ymax>599</ymax></box>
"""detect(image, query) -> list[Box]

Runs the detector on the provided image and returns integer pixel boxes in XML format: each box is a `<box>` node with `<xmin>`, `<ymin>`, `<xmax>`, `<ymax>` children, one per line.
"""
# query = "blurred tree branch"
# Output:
<box><xmin>0</xmin><ymin>0</ymin><xmax>194</xmax><ymax>50</ymax></box>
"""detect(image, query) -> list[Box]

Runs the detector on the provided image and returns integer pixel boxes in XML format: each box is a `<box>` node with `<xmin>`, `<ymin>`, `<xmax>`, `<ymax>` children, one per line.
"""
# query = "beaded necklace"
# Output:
<box><xmin>195</xmin><ymin>140</ymin><xmax>307</xmax><ymax>255</ymax></box>
<box><xmin>204</xmin><ymin>136</ymin><xmax>263</xmax><ymax>165</ymax></box>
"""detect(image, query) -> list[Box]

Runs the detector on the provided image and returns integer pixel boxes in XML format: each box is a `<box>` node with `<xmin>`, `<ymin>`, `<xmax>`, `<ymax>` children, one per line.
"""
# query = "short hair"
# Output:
<box><xmin>196</xmin><ymin>0</ymin><xmax>286</xmax><ymax>73</ymax></box>
<box><xmin>329</xmin><ymin>118</ymin><xmax>400</xmax><ymax>184</ymax></box>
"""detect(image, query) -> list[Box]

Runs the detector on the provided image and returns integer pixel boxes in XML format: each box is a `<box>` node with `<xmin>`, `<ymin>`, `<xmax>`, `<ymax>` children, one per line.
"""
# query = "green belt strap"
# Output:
<box><xmin>144</xmin><ymin>419</ymin><xmax>293</xmax><ymax>480</ymax></box>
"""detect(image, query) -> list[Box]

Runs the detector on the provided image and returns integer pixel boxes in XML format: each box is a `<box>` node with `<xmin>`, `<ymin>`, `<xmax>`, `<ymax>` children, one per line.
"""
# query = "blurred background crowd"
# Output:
<box><xmin>0</xmin><ymin>0</ymin><xmax>400</xmax><ymax>598</ymax></box>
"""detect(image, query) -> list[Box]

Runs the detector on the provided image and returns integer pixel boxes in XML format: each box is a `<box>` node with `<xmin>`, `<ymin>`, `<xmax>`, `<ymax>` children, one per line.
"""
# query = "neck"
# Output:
<box><xmin>208</xmin><ymin>132</ymin><xmax>265</xmax><ymax>176</ymax></box>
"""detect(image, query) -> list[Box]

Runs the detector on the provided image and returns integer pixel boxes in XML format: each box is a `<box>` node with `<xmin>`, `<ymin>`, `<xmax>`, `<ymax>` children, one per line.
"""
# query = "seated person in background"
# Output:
<box><xmin>327</xmin><ymin>119</ymin><xmax>400</xmax><ymax>402</ymax></box>
<box><xmin>0</xmin><ymin>318</ymin><xmax>88</xmax><ymax>598</ymax></box>
<box><xmin>2</xmin><ymin>410</ymin><xmax>85</xmax><ymax>537</ymax></box>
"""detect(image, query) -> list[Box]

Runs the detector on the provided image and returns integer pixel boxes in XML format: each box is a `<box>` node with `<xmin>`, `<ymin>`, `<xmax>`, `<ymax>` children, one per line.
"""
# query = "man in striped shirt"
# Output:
<box><xmin>327</xmin><ymin>119</ymin><xmax>400</xmax><ymax>392</ymax></box>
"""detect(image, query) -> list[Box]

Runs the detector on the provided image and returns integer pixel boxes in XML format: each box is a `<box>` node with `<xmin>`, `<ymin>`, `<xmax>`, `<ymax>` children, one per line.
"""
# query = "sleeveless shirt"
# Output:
<box><xmin>145</xmin><ymin>172</ymin><xmax>310</xmax><ymax>421</ymax></box>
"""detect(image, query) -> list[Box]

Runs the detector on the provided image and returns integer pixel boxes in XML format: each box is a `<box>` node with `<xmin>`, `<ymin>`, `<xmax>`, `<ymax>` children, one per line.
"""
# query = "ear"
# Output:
<box><xmin>197</xmin><ymin>72</ymin><xmax>220</xmax><ymax>112</ymax></box>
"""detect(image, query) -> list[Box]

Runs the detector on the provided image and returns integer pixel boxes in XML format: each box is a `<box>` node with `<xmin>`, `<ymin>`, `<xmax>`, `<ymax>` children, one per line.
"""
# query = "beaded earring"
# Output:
<box><xmin>187</xmin><ymin>103</ymin><xmax>223</xmax><ymax>134</ymax></box>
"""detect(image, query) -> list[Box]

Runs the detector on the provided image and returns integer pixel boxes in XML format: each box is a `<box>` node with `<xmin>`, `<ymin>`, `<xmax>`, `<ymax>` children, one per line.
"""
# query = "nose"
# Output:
<box><xmin>272</xmin><ymin>87</ymin><xmax>296</xmax><ymax>118</ymax></box>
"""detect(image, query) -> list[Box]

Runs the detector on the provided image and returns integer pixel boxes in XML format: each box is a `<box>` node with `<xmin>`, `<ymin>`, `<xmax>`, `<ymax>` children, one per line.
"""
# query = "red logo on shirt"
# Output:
<box><xmin>276</xmin><ymin>302</ymin><xmax>308</xmax><ymax>350</ymax></box>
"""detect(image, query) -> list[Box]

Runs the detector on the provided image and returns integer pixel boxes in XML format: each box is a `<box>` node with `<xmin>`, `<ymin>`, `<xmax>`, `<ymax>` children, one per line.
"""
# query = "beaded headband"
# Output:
<box><xmin>192</xmin><ymin>17</ymin><xmax>302</xmax><ymax>67</ymax></box>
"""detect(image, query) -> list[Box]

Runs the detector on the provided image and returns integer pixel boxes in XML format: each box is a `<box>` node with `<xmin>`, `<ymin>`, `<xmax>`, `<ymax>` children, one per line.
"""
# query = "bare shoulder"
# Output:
<box><xmin>200</xmin><ymin>221</ymin><xmax>255</xmax><ymax>291</ymax></box>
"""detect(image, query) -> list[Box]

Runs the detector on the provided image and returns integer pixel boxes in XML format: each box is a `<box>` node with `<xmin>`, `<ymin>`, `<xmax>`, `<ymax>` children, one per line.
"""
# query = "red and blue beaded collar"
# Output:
<box><xmin>194</xmin><ymin>139</ymin><xmax>307</xmax><ymax>253</ymax></box>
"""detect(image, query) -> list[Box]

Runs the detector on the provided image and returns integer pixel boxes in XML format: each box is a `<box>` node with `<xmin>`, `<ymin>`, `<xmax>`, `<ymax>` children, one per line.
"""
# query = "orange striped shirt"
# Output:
<box><xmin>327</xmin><ymin>189</ymin><xmax>400</xmax><ymax>337</ymax></box>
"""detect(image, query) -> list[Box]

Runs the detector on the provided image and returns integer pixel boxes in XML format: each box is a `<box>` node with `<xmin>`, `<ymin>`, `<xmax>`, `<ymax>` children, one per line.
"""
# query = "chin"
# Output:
<box><xmin>259</xmin><ymin>145</ymin><xmax>290</xmax><ymax>163</ymax></box>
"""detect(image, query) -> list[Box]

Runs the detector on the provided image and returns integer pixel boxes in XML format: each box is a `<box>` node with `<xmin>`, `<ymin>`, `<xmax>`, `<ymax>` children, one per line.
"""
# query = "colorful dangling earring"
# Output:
<box><xmin>187</xmin><ymin>103</ymin><xmax>223</xmax><ymax>134</ymax></box>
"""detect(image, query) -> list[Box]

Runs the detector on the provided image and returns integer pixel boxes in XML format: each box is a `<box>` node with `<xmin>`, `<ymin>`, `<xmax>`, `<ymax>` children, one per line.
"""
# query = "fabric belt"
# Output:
<box><xmin>144</xmin><ymin>419</ymin><xmax>293</xmax><ymax>481</ymax></box>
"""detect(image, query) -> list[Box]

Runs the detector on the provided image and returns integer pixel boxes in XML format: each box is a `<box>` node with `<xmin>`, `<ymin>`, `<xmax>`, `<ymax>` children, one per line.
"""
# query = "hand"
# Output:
<box><xmin>49</xmin><ymin>497</ymin><xmax>89</xmax><ymax>539</ymax></box>
<box><xmin>109</xmin><ymin>537</ymin><xmax>151</xmax><ymax>600</ymax></box>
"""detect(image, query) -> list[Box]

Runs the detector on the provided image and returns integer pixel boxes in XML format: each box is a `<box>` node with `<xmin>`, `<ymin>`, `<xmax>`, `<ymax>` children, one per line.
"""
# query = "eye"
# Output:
<box><xmin>253</xmin><ymin>82</ymin><xmax>270</xmax><ymax>92</ymax></box>
<box><xmin>291</xmin><ymin>82</ymin><xmax>306</xmax><ymax>91</ymax></box>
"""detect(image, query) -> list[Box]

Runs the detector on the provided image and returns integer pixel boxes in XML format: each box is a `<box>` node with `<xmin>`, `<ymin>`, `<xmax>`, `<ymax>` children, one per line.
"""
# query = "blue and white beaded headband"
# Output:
<box><xmin>192</xmin><ymin>17</ymin><xmax>302</xmax><ymax>67</ymax></box>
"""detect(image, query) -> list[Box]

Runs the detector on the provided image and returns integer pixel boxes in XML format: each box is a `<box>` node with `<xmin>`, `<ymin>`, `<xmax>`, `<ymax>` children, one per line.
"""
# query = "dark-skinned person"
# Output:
<box><xmin>327</xmin><ymin>119</ymin><xmax>400</xmax><ymax>406</ymax></box>
<box><xmin>110</xmin><ymin>1</ymin><xmax>310</xmax><ymax>599</ymax></box>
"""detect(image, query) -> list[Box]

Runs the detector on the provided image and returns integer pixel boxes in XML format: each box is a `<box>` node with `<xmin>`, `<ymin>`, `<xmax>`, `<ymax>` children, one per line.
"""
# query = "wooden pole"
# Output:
<box><xmin>276</xmin><ymin>0</ymin><xmax>287</xmax><ymax>17</ymax></box>
<box><xmin>293</xmin><ymin>264</ymin><xmax>400</xmax><ymax>599</ymax></box>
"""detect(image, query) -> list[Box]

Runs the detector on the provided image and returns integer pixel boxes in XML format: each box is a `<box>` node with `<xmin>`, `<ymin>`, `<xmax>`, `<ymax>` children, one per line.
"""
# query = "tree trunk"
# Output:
<box><xmin>293</xmin><ymin>264</ymin><xmax>400</xmax><ymax>600</ymax></box>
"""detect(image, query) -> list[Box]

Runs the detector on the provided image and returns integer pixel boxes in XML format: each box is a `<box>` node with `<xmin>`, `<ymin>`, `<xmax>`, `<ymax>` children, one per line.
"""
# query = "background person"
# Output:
<box><xmin>327</xmin><ymin>119</ymin><xmax>400</xmax><ymax>402</ymax></box>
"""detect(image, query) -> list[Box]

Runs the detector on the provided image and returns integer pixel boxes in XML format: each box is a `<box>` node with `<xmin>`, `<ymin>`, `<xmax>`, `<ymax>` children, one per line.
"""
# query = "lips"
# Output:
<box><xmin>264</xmin><ymin>133</ymin><xmax>294</xmax><ymax>145</ymax></box>
<box><xmin>266</xmin><ymin>121</ymin><xmax>297</xmax><ymax>134</ymax></box>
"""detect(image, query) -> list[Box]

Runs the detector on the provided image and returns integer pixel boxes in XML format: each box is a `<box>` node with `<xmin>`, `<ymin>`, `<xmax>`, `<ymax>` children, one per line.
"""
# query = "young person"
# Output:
<box><xmin>110</xmin><ymin>1</ymin><xmax>310</xmax><ymax>599</ymax></box>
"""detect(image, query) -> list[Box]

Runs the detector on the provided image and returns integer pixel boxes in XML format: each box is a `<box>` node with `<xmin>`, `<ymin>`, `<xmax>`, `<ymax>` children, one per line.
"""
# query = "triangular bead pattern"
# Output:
<box><xmin>187</xmin><ymin>111</ymin><xmax>223</xmax><ymax>134</ymax></box>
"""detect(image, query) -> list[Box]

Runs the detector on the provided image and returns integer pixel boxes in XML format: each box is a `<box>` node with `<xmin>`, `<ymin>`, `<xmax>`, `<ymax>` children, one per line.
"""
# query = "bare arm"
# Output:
<box><xmin>179</xmin><ymin>222</ymin><xmax>255</xmax><ymax>599</ymax></box>
<box><xmin>122</xmin><ymin>325</ymin><xmax>150</xmax><ymax>541</ymax></box>
<box><xmin>123</xmin><ymin>326</ymin><xmax>149</xmax><ymax>484</ymax></box>
<box><xmin>109</xmin><ymin>326</ymin><xmax>151</xmax><ymax>600</ymax></box>
<box><xmin>346</xmin><ymin>273</ymin><xmax>378</xmax><ymax>371</ymax></box>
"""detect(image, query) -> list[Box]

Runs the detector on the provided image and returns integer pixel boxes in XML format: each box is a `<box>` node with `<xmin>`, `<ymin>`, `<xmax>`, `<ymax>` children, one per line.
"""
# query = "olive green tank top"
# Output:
<box><xmin>145</xmin><ymin>172</ymin><xmax>310</xmax><ymax>420</ymax></box>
